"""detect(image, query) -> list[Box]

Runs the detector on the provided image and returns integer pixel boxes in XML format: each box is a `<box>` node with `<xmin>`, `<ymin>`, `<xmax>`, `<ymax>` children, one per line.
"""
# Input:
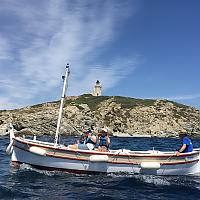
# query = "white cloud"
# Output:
<box><xmin>143</xmin><ymin>94</ymin><xmax>200</xmax><ymax>102</ymax></box>
<box><xmin>0</xmin><ymin>0</ymin><xmax>138</xmax><ymax>109</ymax></box>
<box><xmin>0</xmin><ymin>36</ymin><xmax>11</xmax><ymax>60</ymax></box>
<box><xmin>69</xmin><ymin>58</ymin><xmax>138</xmax><ymax>95</ymax></box>
<box><xmin>164</xmin><ymin>94</ymin><xmax>200</xmax><ymax>101</ymax></box>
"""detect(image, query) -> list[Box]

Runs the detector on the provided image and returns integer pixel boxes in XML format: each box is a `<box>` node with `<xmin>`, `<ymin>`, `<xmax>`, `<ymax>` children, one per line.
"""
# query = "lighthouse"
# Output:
<box><xmin>92</xmin><ymin>80</ymin><xmax>102</xmax><ymax>96</ymax></box>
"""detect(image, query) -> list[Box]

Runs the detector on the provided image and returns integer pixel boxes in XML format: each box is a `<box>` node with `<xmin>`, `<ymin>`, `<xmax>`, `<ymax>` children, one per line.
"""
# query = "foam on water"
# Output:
<box><xmin>18</xmin><ymin>163</ymin><xmax>57</xmax><ymax>176</ymax></box>
<box><xmin>135</xmin><ymin>175</ymin><xmax>171</xmax><ymax>186</ymax></box>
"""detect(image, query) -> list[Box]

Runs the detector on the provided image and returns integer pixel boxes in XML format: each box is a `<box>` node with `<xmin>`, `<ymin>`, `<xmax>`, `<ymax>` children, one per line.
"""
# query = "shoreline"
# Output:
<box><xmin>112</xmin><ymin>133</ymin><xmax>151</xmax><ymax>137</ymax></box>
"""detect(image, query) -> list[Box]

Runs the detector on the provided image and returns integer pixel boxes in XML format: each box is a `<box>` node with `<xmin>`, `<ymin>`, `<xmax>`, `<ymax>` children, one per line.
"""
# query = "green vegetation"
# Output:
<box><xmin>30</xmin><ymin>100</ymin><xmax>59</xmax><ymax>109</ymax></box>
<box><xmin>65</xmin><ymin>94</ymin><xmax>156</xmax><ymax>110</ymax></box>
<box><xmin>64</xmin><ymin>95</ymin><xmax>191</xmax><ymax>111</ymax></box>
<box><xmin>64</xmin><ymin>99</ymin><xmax>74</xmax><ymax>105</ymax></box>
<box><xmin>162</xmin><ymin>99</ymin><xmax>189</xmax><ymax>109</ymax></box>
<box><xmin>68</xmin><ymin>94</ymin><xmax>110</xmax><ymax>111</ymax></box>
<box><xmin>113</xmin><ymin>96</ymin><xmax>156</xmax><ymax>108</ymax></box>
<box><xmin>31</xmin><ymin>103</ymin><xmax>44</xmax><ymax>109</ymax></box>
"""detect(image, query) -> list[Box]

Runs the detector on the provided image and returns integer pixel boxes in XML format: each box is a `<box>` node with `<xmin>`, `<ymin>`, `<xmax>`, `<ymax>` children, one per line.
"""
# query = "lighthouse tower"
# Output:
<box><xmin>92</xmin><ymin>80</ymin><xmax>102</xmax><ymax>96</ymax></box>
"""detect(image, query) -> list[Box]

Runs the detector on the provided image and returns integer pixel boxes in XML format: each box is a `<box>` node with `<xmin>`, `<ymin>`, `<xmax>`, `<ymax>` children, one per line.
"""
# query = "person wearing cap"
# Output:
<box><xmin>68</xmin><ymin>130</ymin><xmax>97</xmax><ymax>150</ymax></box>
<box><xmin>176</xmin><ymin>129</ymin><xmax>193</xmax><ymax>156</ymax></box>
<box><xmin>97</xmin><ymin>128</ymin><xmax>110</xmax><ymax>152</ymax></box>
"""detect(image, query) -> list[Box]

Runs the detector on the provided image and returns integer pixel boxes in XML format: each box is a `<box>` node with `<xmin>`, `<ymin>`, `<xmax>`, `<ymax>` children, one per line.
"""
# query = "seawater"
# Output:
<box><xmin>1</xmin><ymin>136</ymin><xmax>200</xmax><ymax>200</ymax></box>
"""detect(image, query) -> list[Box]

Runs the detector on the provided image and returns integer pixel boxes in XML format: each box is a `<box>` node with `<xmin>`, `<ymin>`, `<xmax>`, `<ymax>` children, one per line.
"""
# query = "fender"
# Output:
<box><xmin>6</xmin><ymin>140</ymin><xmax>14</xmax><ymax>155</ymax></box>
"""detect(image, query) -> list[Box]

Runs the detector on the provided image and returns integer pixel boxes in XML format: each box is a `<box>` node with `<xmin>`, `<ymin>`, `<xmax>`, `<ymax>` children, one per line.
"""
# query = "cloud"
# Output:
<box><xmin>0</xmin><ymin>36</ymin><xmax>12</xmax><ymax>60</ymax></box>
<box><xmin>69</xmin><ymin>58</ymin><xmax>138</xmax><ymax>95</ymax></box>
<box><xmin>164</xmin><ymin>94</ymin><xmax>200</xmax><ymax>101</ymax></box>
<box><xmin>0</xmin><ymin>0</ymin><xmax>138</xmax><ymax>109</ymax></box>
<box><xmin>142</xmin><ymin>94</ymin><xmax>200</xmax><ymax>103</ymax></box>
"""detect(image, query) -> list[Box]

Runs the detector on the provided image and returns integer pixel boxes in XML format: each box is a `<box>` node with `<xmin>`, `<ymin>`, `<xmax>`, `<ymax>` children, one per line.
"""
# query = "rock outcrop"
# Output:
<box><xmin>0</xmin><ymin>94</ymin><xmax>200</xmax><ymax>137</ymax></box>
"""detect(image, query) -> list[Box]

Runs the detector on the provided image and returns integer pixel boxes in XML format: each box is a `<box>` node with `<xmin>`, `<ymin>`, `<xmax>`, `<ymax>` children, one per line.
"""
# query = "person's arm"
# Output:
<box><xmin>97</xmin><ymin>134</ymin><xmax>101</xmax><ymax>144</ymax></box>
<box><xmin>106</xmin><ymin>136</ymin><xmax>110</xmax><ymax>145</ymax></box>
<box><xmin>79</xmin><ymin>135</ymin><xmax>86</xmax><ymax>144</ymax></box>
<box><xmin>91</xmin><ymin>135</ymin><xmax>97</xmax><ymax>144</ymax></box>
<box><xmin>176</xmin><ymin>144</ymin><xmax>187</xmax><ymax>156</ymax></box>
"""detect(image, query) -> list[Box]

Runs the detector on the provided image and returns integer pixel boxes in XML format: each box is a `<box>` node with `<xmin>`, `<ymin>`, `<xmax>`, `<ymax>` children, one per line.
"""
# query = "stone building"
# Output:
<box><xmin>92</xmin><ymin>80</ymin><xmax>102</xmax><ymax>96</ymax></box>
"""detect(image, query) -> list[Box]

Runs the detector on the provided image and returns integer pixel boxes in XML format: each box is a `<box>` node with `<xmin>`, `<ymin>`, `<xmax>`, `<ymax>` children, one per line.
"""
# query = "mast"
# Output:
<box><xmin>54</xmin><ymin>64</ymin><xmax>70</xmax><ymax>145</ymax></box>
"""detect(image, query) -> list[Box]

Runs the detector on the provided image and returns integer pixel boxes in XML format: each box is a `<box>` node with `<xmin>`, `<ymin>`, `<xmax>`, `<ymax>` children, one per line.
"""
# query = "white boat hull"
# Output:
<box><xmin>9</xmin><ymin>137</ymin><xmax>200</xmax><ymax>176</ymax></box>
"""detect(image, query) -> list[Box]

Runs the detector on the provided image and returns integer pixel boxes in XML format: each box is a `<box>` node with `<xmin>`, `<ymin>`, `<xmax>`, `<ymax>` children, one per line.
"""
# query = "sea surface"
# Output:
<box><xmin>1</xmin><ymin>136</ymin><xmax>200</xmax><ymax>200</ymax></box>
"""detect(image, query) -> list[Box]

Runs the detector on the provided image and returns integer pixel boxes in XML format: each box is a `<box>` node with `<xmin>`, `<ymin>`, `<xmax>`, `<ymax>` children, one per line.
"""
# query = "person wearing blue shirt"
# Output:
<box><xmin>97</xmin><ymin>128</ymin><xmax>110</xmax><ymax>152</ymax></box>
<box><xmin>176</xmin><ymin>129</ymin><xmax>193</xmax><ymax>156</ymax></box>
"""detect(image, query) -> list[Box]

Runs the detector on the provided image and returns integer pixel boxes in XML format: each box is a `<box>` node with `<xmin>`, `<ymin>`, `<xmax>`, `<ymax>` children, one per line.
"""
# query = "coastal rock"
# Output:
<box><xmin>0</xmin><ymin>124</ymin><xmax>9</xmax><ymax>136</ymax></box>
<box><xmin>0</xmin><ymin>94</ymin><xmax>200</xmax><ymax>137</ymax></box>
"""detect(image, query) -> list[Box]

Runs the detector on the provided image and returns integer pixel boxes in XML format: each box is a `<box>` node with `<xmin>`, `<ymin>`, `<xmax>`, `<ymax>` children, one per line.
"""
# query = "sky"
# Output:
<box><xmin>0</xmin><ymin>0</ymin><xmax>200</xmax><ymax>110</ymax></box>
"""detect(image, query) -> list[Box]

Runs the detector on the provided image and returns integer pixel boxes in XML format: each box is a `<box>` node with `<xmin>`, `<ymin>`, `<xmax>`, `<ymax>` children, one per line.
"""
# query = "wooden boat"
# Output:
<box><xmin>6</xmin><ymin>65</ymin><xmax>200</xmax><ymax>175</ymax></box>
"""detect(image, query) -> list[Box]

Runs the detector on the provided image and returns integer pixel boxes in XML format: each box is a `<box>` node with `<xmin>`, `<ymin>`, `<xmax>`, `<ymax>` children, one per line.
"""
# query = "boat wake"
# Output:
<box><xmin>108</xmin><ymin>172</ymin><xmax>200</xmax><ymax>190</ymax></box>
<box><xmin>18</xmin><ymin>163</ymin><xmax>58</xmax><ymax>176</ymax></box>
<box><xmin>15</xmin><ymin>163</ymin><xmax>91</xmax><ymax>177</ymax></box>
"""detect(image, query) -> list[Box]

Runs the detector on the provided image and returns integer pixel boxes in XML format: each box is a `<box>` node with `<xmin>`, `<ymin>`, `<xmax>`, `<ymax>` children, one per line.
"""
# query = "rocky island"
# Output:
<box><xmin>0</xmin><ymin>94</ymin><xmax>200</xmax><ymax>137</ymax></box>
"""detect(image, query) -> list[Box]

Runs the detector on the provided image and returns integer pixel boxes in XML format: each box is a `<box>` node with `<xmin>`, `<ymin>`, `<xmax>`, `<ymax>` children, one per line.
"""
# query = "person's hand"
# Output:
<box><xmin>76</xmin><ymin>139</ymin><xmax>80</xmax><ymax>144</ymax></box>
<box><xmin>176</xmin><ymin>151</ymin><xmax>180</xmax><ymax>156</ymax></box>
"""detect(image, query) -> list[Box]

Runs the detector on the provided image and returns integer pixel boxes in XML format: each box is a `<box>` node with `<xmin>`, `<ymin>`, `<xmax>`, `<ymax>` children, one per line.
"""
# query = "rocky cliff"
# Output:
<box><xmin>1</xmin><ymin>94</ymin><xmax>200</xmax><ymax>137</ymax></box>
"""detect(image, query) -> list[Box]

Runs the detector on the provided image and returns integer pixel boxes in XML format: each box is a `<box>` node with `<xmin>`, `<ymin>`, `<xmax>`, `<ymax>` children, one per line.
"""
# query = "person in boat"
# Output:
<box><xmin>176</xmin><ymin>129</ymin><xmax>193</xmax><ymax>156</ymax></box>
<box><xmin>90</xmin><ymin>123</ymin><xmax>97</xmax><ymax>134</ymax></box>
<box><xmin>97</xmin><ymin>128</ymin><xmax>110</xmax><ymax>152</ymax></box>
<box><xmin>68</xmin><ymin>129</ymin><xmax>97</xmax><ymax>150</ymax></box>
